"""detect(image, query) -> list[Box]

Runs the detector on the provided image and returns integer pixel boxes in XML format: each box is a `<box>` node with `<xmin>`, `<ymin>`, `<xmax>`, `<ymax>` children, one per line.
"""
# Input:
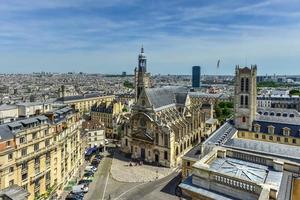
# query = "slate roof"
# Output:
<box><xmin>0</xmin><ymin>115</ymin><xmax>49</xmax><ymax>141</ymax></box>
<box><xmin>188</xmin><ymin>92</ymin><xmax>224</xmax><ymax>99</ymax></box>
<box><xmin>183</xmin><ymin>143</ymin><xmax>202</xmax><ymax>160</ymax></box>
<box><xmin>0</xmin><ymin>104</ymin><xmax>17</xmax><ymax>111</ymax></box>
<box><xmin>57</xmin><ymin>93</ymin><xmax>105</xmax><ymax>102</ymax></box>
<box><xmin>257</xmin><ymin>107</ymin><xmax>300</xmax><ymax>117</ymax></box>
<box><xmin>253</xmin><ymin>119</ymin><xmax>300</xmax><ymax>137</ymax></box>
<box><xmin>144</xmin><ymin>86</ymin><xmax>188</xmax><ymax>110</ymax></box>
<box><xmin>224</xmin><ymin>138</ymin><xmax>300</xmax><ymax>163</ymax></box>
<box><xmin>0</xmin><ymin>185</ymin><xmax>30</xmax><ymax>200</ymax></box>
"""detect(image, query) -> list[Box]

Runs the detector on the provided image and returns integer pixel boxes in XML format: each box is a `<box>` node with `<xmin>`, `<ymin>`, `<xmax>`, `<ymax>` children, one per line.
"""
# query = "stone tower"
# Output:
<box><xmin>134</xmin><ymin>46</ymin><xmax>150</xmax><ymax>102</ymax></box>
<box><xmin>234</xmin><ymin>65</ymin><xmax>257</xmax><ymax>131</ymax></box>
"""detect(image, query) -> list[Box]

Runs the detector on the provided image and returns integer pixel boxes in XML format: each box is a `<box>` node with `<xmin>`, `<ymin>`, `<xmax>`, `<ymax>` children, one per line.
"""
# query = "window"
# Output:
<box><xmin>125</xmin><ymin>139</ymin><xmax>128</xmax><ymax>146</ymax></box>
<box><xmin>164</xmin><ymin>151</ymin><xmax>168</xmax><ymax>160</ymax></box>
<box><xmin>45</xmin><ymin>139</ymin><xmax>50</xmax><ymax>147</ymax></box>
<box><xmin>283</xmin><ymin>128</ymin><xmax>290</xmax><ymax>136</ymax></box>
<box><xmin>22</xmin><ymin>173</ymin><xmax>28</xmax><ymax>181</ymax></box>
<box><xmin>268</xmin><ymin>126</ymin><xmax>275</xmax><ymax>134</ymax></box>
<box><xmin>241</xmin><ymin>78</ymin><xmax>244</xmax><ymax>92</ymax></box>
<box><xmin>245</xmin><ymin>96</ymin><xmax>249</xmax><ymax>107</ymax></box>
<box><xmin>155</xmin><ymin>133</ymin><xmax>159</xmax><ymax>144</ymax></box>
<box><xmin>254</xmin><ymin>124</ymin><xmax>260</xmax><ymax>133</ymax></box>
<box><xmin>284</xmin><ymin>138</ymin><xmax>289</xmax><ymax>143</ymax></box>
<box><xmin>34</xmin><ymin>143</ymin><xmax>39</xmax><ymax>151</ymax></box>
<box><xmin>6</xmin><ymin>141</ymin><xmax>11</xmax><ymax>147</ymax></box>
<box><xmin>164</xmin><ymin>134</ymin><xmax>168</xmax><ymax>147</ymax></box>
<box><xmin>9</xmin><ymin>180</ymin><xmax>14</xmax><ymax>186</ymax></box>
<box><xmin>242</xmin><ymin>116</ymin><xmax>246</xmax><ymax>123</ymax></box>
<box><xmin>245</xmin><ymin>78</ymin><xmax>249</xmax><ymax>92</ymax></box>
<box><xmin>187</xmin><ymin>161</ymin><xmax>190</xmax><ymax>167</ymax></box>
<box><xmin>255</xmin><ymin>134</ymin><xmax>259</xmax><ymax>139</ymax></box>
<box><xmin>21</xmin><ymin>148</ymin><xmax>27</xmax><ymax>156</ymax></box>
<box><xmin>293</xmin><ymin>139</ymin><xmax>296</xmax><ymax>144</ymax></box>
<box><xmin>269</xmin><ymin>136</ymin><xmax>273</xmax><ymax>140</ymax></box>
<box><xmin>8</xmin><ymin>153</ymin><xmax>13</xmax><ymax>160</ymax></box>
<box><xmin>9</xmin><ymin>167</ymin><xmax>14</xmax><ymax>173</ymax></box>
<box><xmin>20</xmin><ymin>137</ymin><xmax>26</xmax><ymax>144</ymax></box>
<box><xmin>262</xmin><ymin>135</ymin><xmax>266</xmax><ymax>140</ymax></box>
<box><xmin>32</xmin><ymin>132</ymin><xmax>37</xmax><ymax>139</ymax></box>
<box><xmin>277</xmin><ymin>137</ymin><xmax>281</xmax><ymax>142</ymax></box>
<box><xmin>240</xmin><ymin>95</ymin><xmax>244</xmax><ymax>106</ymax></box>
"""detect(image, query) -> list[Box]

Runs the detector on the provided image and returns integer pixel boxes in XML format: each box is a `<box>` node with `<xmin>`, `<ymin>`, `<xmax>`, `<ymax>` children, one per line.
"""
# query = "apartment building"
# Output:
<box><xmin>0</xmin><ymin>106</ymin><xmax>84</xmax><ymax>200</ymax></box>
<box><xmin>91</xmin><ymin>100</ymin><xmax>124</xmax><ymax>139</ymax></box>
<box><xmin>56</xmin><ymin>93</ymin><xmax>114</xmax><ymax>115</ymax></box>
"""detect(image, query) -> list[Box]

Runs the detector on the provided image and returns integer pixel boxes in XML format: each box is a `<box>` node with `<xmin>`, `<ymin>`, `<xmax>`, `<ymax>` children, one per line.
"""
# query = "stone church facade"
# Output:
<box><xmin>121</xmin><ymin>48</ymin><xmax>205</xmax><ymax>167</ymax></box>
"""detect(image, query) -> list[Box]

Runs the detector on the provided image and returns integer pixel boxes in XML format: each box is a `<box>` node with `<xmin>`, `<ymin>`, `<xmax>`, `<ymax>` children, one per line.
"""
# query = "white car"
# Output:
<box><xmin>72</xmin><ymin>184</ymin><xmax>89</xmax><ymax>194</ymax></box>
<box><xmin>85</xmin><ymin>165</ymin><xmax>97</xmax><ymax>172</ymax></box>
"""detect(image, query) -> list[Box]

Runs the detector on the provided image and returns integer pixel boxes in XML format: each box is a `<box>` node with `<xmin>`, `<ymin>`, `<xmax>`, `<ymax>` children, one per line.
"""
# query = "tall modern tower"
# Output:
<box><xmin>192</xmin><ymin>66</ymin><xmax>201</xmax><ymax>88</ymax></box>
<box><xmin>134</xmin><ymin>46</ymin><xmax>150</xmax><ymax>102</ymax></box>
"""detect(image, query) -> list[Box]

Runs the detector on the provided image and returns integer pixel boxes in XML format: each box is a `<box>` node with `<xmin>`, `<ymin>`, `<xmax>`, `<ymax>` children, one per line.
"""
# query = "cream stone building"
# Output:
<box><xmin>56</xmin><ymin>93</ymin><xmax>114</xmax><ymax>115</ymax></box>
<box><xmin>0</xmin><ymin>106</ymin><xmax>84</xmax><ymax>200</ymax></box>
<box><xmin>91</xmin><ymin>100</ymin><xmax>124</xmax><ymax>139</ymax></box>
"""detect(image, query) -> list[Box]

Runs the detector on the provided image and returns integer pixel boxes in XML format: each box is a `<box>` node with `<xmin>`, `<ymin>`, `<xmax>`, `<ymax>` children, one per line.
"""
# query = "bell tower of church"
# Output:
<box><xmin>134</xmin><ymin>46</ymin><xmax>150</xmax><ymax>102</ymax></box>
<box><xmin>234</xmin><ymin>65</ymin><xmax>257</xmax><ymax>131</ymax></box>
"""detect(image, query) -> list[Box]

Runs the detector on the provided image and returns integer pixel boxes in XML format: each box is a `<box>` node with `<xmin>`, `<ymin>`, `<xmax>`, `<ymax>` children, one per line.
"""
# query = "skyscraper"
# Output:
<box><xmin>192</xmin><ymin>66</ymin><xmax>201</xmax><ymax>88</ymax></box>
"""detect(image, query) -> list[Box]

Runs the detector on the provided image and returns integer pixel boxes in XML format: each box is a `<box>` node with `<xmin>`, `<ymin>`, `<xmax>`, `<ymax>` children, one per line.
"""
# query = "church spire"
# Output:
<box><xmin>141</xmin><ymin>45</ymin><xmax>144</xmax><ymax>53</ymax></box>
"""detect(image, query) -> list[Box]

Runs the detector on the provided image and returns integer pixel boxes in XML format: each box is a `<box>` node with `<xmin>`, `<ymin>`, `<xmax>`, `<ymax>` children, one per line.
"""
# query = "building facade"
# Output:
<box><xmin>121</xmin><ymin>48</ymin><xmax>210</xmax><ymax>168</ymax></box>
<box><xmin>192</xmin><ymin>66</ymin><xmax>201</xmax><ymax>88</ymax></box>
<box><xmin>0</xmin><ymin>106</ymin><xmax>84</xmax><ymax>200</ymax></box>
<box><xmin>90</xmin><ymin>100</ymin><xmax>124</xmax><ymax>139</ymax></box>
<box><xmin>56</xmin><ymin>94</ymin><xmax>114</xmax><ymax>115</ymax></box>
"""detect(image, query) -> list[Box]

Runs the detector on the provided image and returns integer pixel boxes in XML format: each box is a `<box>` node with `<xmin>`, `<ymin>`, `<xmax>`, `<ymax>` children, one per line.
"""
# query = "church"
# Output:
<box><xmin>121</xmin><ymin>47</ymin><xmax>207</xmax><ymax>167</ymax></box>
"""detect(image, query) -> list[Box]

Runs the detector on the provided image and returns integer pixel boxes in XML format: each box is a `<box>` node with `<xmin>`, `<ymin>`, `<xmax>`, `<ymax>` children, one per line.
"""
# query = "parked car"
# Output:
<box><xmin>78</xmin><ymin>178</ymin><xmax>92</xmax><ymax>185</ymax></box>
<box><xmin>72</xmin><ymin>184</ymin><xmax>89</xmax><ymax>194</ymax></box>
<box><xmin>85</xmin><ymin>165</ymin><xmax>97</xmax><ymax>172</ymax></box>
<box><xmin>91</xmin><ymin>159</ymin><xmax>100</xmax><ymax>166</ymax></box>
<box><xmin>65</xmin><ymin>193</ymin><xmax>83</xmax><ymax>200</ymax></box>
<box><xmin>84</xmin><ymin>171</ymin><xmax>94</xmax><ymax>177</ymax></box>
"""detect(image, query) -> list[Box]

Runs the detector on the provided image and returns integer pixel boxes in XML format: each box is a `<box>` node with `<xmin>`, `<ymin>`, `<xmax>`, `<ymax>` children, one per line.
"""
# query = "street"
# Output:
<box><xmin>84</xmin><ymin>150</ymin><xmax>181</xmax><ymax>200</ymax></box>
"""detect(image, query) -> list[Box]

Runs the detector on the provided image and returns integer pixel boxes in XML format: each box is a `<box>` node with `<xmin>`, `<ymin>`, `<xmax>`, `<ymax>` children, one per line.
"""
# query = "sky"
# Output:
<box><xmin>0</xmin><ymin>0</ymin><xmax>300</xmax><ymax>75</ymax></box>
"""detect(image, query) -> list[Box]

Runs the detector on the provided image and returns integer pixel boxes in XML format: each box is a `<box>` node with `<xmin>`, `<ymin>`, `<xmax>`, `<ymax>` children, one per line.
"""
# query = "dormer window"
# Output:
<box><xmin>283</xmin><ymin>127</ymin><xmax>290</xmax><ymax>136</ymax></box>
<box><xmin>254</xmin><ymin>124</ymin><xmax>260</xmax><ymax>133</ymax></box>
<box><xmin>268</xmin><ymin>126</ymin><xmax>275</xmax><ymax>134</ymax></box>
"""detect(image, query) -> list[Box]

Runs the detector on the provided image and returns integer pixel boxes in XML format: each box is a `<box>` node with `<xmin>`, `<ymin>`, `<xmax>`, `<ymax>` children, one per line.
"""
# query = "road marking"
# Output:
<box><xmin>102</xmin><ymin>166</ymin><xmax>110</xmax><ymax>200</ymax></box>
<box><xmin>114</xmin><ymin>182</ymin><xmax>147</xmax><ymax>200</ymax></box>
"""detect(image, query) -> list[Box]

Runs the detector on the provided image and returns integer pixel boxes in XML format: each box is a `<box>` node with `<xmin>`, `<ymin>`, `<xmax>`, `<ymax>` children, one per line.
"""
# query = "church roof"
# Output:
<box><xmin>145</xmin><ymin>86</ymin><xmax>188</xmax><ymax>110</ymax></box>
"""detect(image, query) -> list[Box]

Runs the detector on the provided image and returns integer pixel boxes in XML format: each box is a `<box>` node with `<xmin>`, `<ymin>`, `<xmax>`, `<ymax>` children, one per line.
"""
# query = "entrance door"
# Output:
<box><xmin>155</xmin><ymin>154</ymin><xmax>159</xmax><ymax>162</ymax></box>
<box><xmin>141</xmin><ymin>148</ymin><xmax>145</xmax><ymax>159</ymax></box>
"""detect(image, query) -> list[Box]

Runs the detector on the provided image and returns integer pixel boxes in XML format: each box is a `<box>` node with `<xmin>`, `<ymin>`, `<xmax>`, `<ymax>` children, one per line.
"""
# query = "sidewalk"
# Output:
<box><xmin>110</xmin><ymin>152</ymin><xmax>174</xmax><ymax>182</ymax></box>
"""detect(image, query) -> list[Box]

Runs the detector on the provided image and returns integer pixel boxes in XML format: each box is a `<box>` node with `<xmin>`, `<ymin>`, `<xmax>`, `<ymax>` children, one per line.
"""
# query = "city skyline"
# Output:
<box><xmin>0</xmin><ymin>0</ymin><xmax>300</xmax><ymax>75</ymax></box>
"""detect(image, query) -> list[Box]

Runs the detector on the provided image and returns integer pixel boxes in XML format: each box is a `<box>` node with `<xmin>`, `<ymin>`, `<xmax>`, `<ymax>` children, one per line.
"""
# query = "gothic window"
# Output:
<box><xmin>155</xmin><ymin>133</ymin><xmax>159</xmax><ymax>144</ymax></box>
<box><xmin>245</xmin><ymin>96</ymin><xmax>249</xmax><ymax>107</ymax></box>
<box><xmin>242</xmin><ymin>116</ymin><xmax>246</xmax><ymax>123</ymax></box>
<box><xmin>176</xmin><ymin>147</ymin><xmax>178</xmax><ymax>156</ymax></box>
<box><xmin>140</xmin><ymin>118</ymin><xmax>146</xmax><ymax>127</ymax></box>
<box><xmin>241</xmin><ymin>78</ymin><xmax>245</xmax><ymax>92</ymax></box>
<box><xmin>164</xmin><ymin>134</ymin><xmax>168</xmax><ymax>147</ymax></box>
<box><xmin>240</xmin><ymin>95</ymin><xmax>244</xmax><ymax>106</ymax></box>
<box><xmin>245</xmin><ymin>78</ymin><xmax>249</xmax><ymax>92</ymax></box>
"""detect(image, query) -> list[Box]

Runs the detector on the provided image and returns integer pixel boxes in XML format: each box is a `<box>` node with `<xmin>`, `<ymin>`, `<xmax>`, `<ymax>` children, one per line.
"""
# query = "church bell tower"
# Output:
<box><xmin>234</xmin><ymin>65</ymin><xmax>257</xmax><ymax>131</ymax></box>
<box><xmin>134</xmin><ymin>46</ymin><xmax>150</xmax><ymax>102</ymax></box>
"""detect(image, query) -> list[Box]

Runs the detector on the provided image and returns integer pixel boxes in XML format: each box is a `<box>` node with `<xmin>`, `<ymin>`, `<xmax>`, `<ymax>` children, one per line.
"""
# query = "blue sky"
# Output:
<box><xmin>0</xmin><ymin>0</ymin><xmax>300</xmax><ymax>75</ymax></box>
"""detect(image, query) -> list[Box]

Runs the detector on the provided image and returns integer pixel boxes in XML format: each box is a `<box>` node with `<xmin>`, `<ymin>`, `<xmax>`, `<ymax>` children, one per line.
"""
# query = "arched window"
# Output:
<box><xmin>240</xmin><ymin>95</ymin><xmax>244</xmax><ymax>106</ymax></box>
<box><xmin>176</xmin><ymin>147</ymin><xmax>178</xmax><ymax>156</ymax></box>
<box><xmin>245</xmin><ymin>78</ymin><xmax>249</xmax><ymax>92</ymax></box>
<box><xmin>245</xmin><ymin>96</ymin><xmax>249</xmax><ymax>107</ymax></box>
<box><xmin>242</xmin><ymin>116</ymin><xmax>246</xmax><ymax>123</ymax></box>
<box><xmin>241</xmin><ymin>78</ymin><xmax>245</xmax><ymax>92</ymax></box>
